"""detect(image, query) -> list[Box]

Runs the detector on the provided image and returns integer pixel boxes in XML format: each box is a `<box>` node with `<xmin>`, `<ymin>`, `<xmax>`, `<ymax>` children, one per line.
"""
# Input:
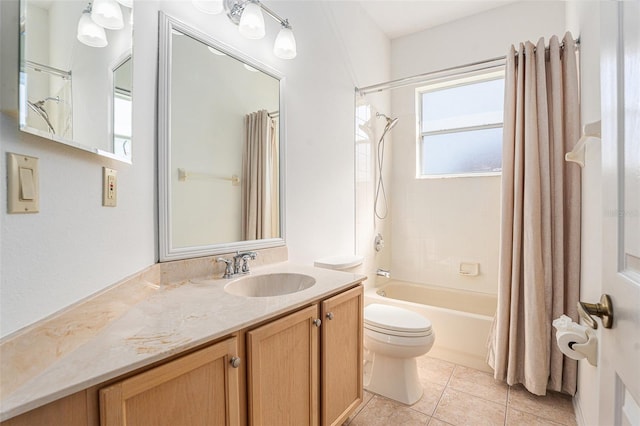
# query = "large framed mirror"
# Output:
<box><xmin>19</xmin><ymin>0</ymin><xmax>133</xmax><ymax>163</ymax></box>
<box><xmin>158</xmin><ymin>12</ymin><xmax>285</xmax><ymax>261</ymax></box>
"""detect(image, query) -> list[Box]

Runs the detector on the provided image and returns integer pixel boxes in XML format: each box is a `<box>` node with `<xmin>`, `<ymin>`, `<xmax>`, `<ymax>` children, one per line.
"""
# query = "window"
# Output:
<box><xmin>417</xmin><ymin>70</ymin><xmax>505</xmax><ymax>177</ymax></box>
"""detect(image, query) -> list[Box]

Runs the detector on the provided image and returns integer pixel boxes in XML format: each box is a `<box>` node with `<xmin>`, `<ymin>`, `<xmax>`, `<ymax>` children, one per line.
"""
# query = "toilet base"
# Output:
<box><xmin>363</xmin><ymin>351</ymin><xmax>423</xmax><ymax>405</ymax></box>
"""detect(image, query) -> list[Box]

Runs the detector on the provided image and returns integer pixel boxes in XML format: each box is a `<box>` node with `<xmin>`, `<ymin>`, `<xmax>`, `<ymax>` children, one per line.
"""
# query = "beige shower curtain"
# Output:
<box><xmin>487</xmin><ymin>33</ymin><xmax>581</xmax><ymax>396</ymax></box>
<box><xmin>242</xmin><ymin>110</ymin><xmax>279</xmax><ymax>240</ymax></box>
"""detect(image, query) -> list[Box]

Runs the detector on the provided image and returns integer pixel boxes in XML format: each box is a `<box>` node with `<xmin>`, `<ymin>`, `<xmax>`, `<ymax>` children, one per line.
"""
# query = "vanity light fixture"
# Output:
<box><xmin>77</xmin><ymin>1</ymin><xmax>131</xmax><ymax>48</ymax></box>
<box><xmin>273</xmin><ymin>21</ymin><xmax>296</xmax><ymax>59</ymax></box>
<box><xmin>77</xmin><ymin>3</ymin><xmax>108</xmax><ymax>48</ymax></box>
<box><xmin>201</xmin><ymin>0</ymin><xmax>297</xmax><ymax>59</ymax></box>
<box><xmin>91</xmin><ymin>0</ymin><xmax>124</xmax><ymax>30</ymax></box>
<box><xmin>238</xmin><ymin>1</ymin><xmax>265</xmax><ymax>39</ymax></box>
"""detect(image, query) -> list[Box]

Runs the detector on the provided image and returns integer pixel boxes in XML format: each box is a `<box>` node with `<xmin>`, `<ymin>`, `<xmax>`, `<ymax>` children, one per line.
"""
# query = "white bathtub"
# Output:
<box><xmin>365</xmin><ymin>280</ymin><xmax>497</xmax><ymax>372</ymax></box>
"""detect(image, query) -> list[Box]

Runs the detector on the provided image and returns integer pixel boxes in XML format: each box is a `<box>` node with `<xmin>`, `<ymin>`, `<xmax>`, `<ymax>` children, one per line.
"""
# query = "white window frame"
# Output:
<box><xmin>416</xmin><ymin>67</ymin><xmax>505</xmax><ymax>179</ymax></box>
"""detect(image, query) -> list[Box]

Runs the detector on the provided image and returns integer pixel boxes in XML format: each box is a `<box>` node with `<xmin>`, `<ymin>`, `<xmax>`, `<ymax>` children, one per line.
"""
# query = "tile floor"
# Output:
<box><xmin>345</xmin><ymin>355</ymin><xmax>577</xmax><ymax>426</ymax></box>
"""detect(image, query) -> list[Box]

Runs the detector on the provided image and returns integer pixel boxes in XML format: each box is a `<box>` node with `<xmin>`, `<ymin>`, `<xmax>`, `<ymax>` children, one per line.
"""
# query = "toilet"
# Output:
<box><xmin>313</xmin><ymin>256</ymin><xmax>434</xmax><ymax>405</ymax></box>
<box><xmin>363</xmin><ymin>303</ymin><xmax>434</xmax><ymax>405</ymax></box>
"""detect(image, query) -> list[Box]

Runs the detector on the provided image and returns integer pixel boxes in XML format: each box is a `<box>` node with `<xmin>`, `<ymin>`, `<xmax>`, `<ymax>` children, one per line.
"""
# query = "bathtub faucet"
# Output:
<box><xmin>376</xmin><ymin>268</ymin><xmax>391</xmax><ymax>278</ymax></box>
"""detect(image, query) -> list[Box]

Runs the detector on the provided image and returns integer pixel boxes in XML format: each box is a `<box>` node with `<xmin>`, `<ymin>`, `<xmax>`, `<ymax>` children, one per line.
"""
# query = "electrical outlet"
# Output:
<box><xmin>103</xmin><ymin>167</ymin><xmax>117</xmax><ymax>207</ymax></box>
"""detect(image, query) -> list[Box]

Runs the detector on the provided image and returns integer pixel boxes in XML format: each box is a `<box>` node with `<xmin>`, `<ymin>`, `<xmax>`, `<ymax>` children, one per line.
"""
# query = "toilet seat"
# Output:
<box><xmin>364</xmin><ymin>304</ymin><xmax>433</xmax><ymax>337</ymax></box>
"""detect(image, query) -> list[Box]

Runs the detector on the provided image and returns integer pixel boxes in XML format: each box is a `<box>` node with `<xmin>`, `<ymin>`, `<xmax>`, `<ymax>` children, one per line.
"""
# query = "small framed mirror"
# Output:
<box><xmin>158</xmin><ymin>12</ymin><xmax>285</xmax><ymax>261</ymax></box>
<box><xmin>19</xmin><ymin>0</ymin><xmax>134</xmax><ymax>163</ymax></box>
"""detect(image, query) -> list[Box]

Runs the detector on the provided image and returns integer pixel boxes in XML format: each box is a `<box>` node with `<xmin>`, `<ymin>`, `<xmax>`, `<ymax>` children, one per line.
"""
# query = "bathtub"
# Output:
<box><xmin>365</xmin><ymin>280</ymin><xmax>497</xmax><ymax>372</ymax></box>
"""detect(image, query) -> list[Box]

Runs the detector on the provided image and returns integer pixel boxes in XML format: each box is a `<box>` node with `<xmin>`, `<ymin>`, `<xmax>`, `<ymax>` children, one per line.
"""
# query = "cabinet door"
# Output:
<box><xmin>321</xmin><ymin>285</ymin><xmax>363</xmax><ymax>426</ymax></box>
<box><xmin>247</xmin><ymin>305</ymin><xmax>319</xmax><ymax>426</ymax></box>
<box><xmin>99</xmin><ymin>337</ymin><xmax>240</xmax><ymax>426</ymax></box>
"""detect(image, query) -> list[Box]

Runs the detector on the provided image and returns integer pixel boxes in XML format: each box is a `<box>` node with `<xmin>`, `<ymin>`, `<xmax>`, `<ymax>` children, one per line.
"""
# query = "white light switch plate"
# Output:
<box><xmin>103</xmin><ymin>167</ymin><xmax>117</xmax><ymax>207</ymax></box>
<box><xmin>7</xmin><ymin>153</ymin><xmax>39</xmax><ymax>213</ymax></box>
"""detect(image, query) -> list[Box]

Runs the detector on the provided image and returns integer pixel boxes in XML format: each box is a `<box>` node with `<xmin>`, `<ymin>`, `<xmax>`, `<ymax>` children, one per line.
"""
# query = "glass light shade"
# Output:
<box><xmin>91</xmin><ymin>0</ymin><xmax>124</xmax><ymax>30</ymax></box>
<box><xmin>192</xmin><ymin>0</ymin><xmax>223</xmax><ymax>14</ymax></box>
<box><xmin>207</xmin><ymin>46</ymin><xmax>227</xmax><ymax>56</ymax></box>
<box><xmin>273</xmin><ymin>27</ymin><xmax>296</xmax><ymax>59</ymax></box>
<box><xmin>238</xmin><ymin>2</ymin><xmax>265</xmax><ymax>40</ymax></box>
<box><xmin>115</xmin><ymin>0</ymin><xmax>133</xmax><ymax>8</ymax></box>
<box><xmin>77</xmin><ymin>12</ymin><xmax>108</xmax><ymax>47</ymax></box>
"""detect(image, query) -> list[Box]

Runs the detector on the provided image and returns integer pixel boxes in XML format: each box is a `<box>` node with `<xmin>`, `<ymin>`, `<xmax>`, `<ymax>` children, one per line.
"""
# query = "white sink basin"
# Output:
<box><xmin>224</xmin><ymin>273</ymin><xmax>316</xmax><ymax>297</ymax></box>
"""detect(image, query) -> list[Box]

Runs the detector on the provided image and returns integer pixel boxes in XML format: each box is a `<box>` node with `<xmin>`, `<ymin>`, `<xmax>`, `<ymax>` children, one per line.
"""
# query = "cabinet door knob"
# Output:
<box><xmin>326</xmin><ymin>312</ymin><xmax>334</xmax><ymax>320</ymax></box>
<box><xmin>313</xmin><ymin>318</ymin><xmax>322</xmax><ymax>327</ymax></box>
<box><xmin>230</xmin><ymin>356</ymin><xmax>241</xmax><ymax>368</ymax></box>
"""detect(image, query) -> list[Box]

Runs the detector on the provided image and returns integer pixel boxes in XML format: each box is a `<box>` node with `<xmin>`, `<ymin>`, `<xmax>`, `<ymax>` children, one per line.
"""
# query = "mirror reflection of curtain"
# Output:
<box><xmin>242</xmin><ymin>110</ymin><xmax>279</xmax><ymax>240</ymax></box>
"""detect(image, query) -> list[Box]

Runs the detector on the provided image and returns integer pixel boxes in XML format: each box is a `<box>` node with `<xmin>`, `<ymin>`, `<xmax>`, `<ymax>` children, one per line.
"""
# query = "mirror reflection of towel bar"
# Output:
<box><xmin>177</xmin><ymin>168</ymin><xmax>240</xmax><ymax>185</ymax></box>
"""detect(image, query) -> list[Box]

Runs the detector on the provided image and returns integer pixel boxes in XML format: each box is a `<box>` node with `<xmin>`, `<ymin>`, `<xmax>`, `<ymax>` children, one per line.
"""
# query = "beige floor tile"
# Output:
<box><xmin>349</xmin><ymin>395</ymin><xmax>430</xmax><ymax>426</ymax></box>
<box><xmin>448</xmin><ymin>365</ymin><xmax>509</xmax><ymax>405</ymax></box>
<box><xmin>343</xmin><ymin>390</ymin><xmax>375</xmax><ymax>425</ymax></box>
<box><xmin>508</xmin><ymin>385</ymin><xmax>576</xmax><ymax>426</ymax></box>
<box><xmin>428</xmin><ymin>418</ymin><xmax>455</xmax><ymax>426</ymax></box>
<box><xmin>410</xmin><ymin>377</ymin><xmax>446</xmax><ymax>416</ymax></box>
<box><xmin>506</xmin><ymin>407</ymin><xmax>566</xmax><ymax>425</ymax></box>
<box><xmin>433</xmin><ymin>388</ymin><xmax>506</xmax><ymax>426</ymax></box>
<box><xmin>416</xmin><ymin>356</ymin><xmax>456</xmax><ymax>387</ymax></box>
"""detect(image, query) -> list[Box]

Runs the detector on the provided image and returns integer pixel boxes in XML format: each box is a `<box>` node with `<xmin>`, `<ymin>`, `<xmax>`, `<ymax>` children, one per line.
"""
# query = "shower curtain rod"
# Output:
<box><xmin>356</xmin><ymin>38</ymin><xmax>580</xmax><ymax>96</ymax></box>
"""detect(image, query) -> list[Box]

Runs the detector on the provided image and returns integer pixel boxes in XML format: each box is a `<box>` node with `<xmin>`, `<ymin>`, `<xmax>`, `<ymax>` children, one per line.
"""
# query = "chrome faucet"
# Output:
<box><xmin>234</xmin><ymin>251</ymin><xmax>258</xmax><ymax>275</ymax></box>
<box><xmin>217</xmin><ymin>252</ymin><xmax>258</xmax><ymax>279</ymax></box>
<box><xmin>376</xmin><ymin>268</ymin><xmax>391</xmax><ymax>278</ymax></box>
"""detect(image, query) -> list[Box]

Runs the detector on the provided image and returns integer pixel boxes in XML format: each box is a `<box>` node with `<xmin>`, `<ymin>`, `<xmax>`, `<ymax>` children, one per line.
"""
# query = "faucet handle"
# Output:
<box><xmin>216</xmin><ymin>257</ymin><xmax>234</xmax><ymax>279</ymax></box>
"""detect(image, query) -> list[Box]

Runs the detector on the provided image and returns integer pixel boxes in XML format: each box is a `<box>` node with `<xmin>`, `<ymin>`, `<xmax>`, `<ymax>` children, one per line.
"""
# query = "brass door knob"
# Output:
<box><xmin>577</xmin><ymin>294</ymin><xmax>613</xmax><ymax>329</ymax></box>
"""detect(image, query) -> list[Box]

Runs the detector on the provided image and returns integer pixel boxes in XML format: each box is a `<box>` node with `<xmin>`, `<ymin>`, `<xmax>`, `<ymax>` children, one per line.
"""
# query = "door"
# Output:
<box><xmin>247</xmin><ymin>305</ymin><xmax>320</xmax><ymax>426</ymax></box>
<box><xmin>99</xmin><ymin>337</ymin><xmax>240</xmax><ymax>426</ymax></box>
<box><xmin>599</xmin><ymin>2</ymin><xmax>640</xmax><ymax>424</ymax></box>
<box><xmin>321</xmin><ymin>285</ymin><xmax>363</xmax><ymax>426</ymax></box>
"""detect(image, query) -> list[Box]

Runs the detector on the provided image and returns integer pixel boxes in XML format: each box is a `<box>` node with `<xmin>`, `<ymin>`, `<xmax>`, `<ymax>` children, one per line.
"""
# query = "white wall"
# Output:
<box><xmin>0</xmin><ymin>0</ymin><xmax>390</xmax><ymax>337</ymax></box>
<box><xmin>388</xmin><ymin>1</ymin><xmax>568</xmax><ymax>294</ymax></box>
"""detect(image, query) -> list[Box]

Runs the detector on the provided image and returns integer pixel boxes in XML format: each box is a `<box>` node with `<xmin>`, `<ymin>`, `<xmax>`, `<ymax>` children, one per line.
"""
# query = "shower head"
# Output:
<box><xmin>376</xmin><ymin>112</ymin><xmax>398</xmax><ymax>136</ymax></box>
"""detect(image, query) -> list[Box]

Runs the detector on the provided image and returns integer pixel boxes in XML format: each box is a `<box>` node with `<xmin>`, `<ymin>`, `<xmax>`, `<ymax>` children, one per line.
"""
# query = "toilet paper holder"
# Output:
<box><xmin>577</xmin><ymin>294</ymin><xmax>613</xmax><ymax>329</ymax></box>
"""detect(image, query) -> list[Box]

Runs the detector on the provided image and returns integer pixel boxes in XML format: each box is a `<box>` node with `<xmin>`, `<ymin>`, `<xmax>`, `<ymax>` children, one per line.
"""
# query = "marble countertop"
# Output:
<box><xmin>0</xmin><ymin>261</ymin><xmax>365</xmax><ymax>421</ymax></box>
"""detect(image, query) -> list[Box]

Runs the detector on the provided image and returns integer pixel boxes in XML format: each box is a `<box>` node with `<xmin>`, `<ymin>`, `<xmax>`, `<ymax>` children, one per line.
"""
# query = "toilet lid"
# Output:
<box><xmin>364</xmin><ymin>304</ymin><xmax>432</xmax><ymax>336</ymax></box>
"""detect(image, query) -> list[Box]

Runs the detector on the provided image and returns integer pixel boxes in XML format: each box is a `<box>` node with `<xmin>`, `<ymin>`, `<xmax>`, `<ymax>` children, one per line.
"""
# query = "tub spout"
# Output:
<box><xmin>376</xmin><ymin>268</ymin><xmax>391</xmax><ymax>278</ymax></box>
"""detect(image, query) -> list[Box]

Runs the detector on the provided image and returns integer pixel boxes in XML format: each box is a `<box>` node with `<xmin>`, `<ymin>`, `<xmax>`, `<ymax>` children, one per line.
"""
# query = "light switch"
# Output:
<box><xmin>19</xmin><ymin>167</ymin><xmax>36</xmax><ymax>200</ymax></box>
<box><xmin>7</xmin><ymin>153</ymin><xmax>39</xmax><ymax>213</ymax></box>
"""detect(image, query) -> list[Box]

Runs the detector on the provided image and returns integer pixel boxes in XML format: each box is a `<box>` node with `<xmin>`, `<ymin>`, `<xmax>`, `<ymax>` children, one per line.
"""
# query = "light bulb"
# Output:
<box><xmin>91</xmin><ymin>0</ymin><xmax>124</xmax><ymax>30</ymax></box>
<box><xmin>238</xmin><ymin>1</ymin><xmax>265</xmax><ymax>40</ymax></box>
<box><xmin>77</xmin><ymin>10</ymin><xmax>108</xmax><ymax>47</ymax></box>
<box><xmin>192</xmin><ymin>0</ymin><xmax>223</xmax><ymax>14</ymax></box>
<box><xmin>273</xmin><ymin>26</ymin><xmax>296</xmax><ymax>59</ymax></box>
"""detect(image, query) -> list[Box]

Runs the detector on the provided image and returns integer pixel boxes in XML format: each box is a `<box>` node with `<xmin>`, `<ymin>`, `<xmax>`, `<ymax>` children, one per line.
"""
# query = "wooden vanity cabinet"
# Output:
<box><xmin>320</xmin><ymin>285</ymin><xmax>364</xmax><ymax>426</ymax></box>
<box><xmin>1</xmin><ymin>284</ymin><xmax>363</xmax><ymax>426</ymax></box>
<box><xmin>246</xmin><ymin>285</ymin><xmax>363</xmax><ymax>426</ymax></box>
<box><xmin>99</xmin><ymin>337</ymin><xmax>241</xmax><ymax>426</ymax></box>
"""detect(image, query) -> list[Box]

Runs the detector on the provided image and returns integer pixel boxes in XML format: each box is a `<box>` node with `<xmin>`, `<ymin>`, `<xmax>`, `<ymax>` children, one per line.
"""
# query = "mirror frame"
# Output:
<box><xmin>18</xmin><ymin>0</ymin><xmax>134</xmax><ymax>164</ymax></box>
<box><xmin>158</xmin><ymin>12</ymin><xmax>286</xmax><ymax>262</ymax></box>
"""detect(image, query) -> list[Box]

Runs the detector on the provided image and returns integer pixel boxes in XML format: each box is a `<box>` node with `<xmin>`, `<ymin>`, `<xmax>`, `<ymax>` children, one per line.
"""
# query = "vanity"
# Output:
<box><xmin>0</xmin><ymin>256</ymin><xmax>365</xmax><ymax>426</ymax></box>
